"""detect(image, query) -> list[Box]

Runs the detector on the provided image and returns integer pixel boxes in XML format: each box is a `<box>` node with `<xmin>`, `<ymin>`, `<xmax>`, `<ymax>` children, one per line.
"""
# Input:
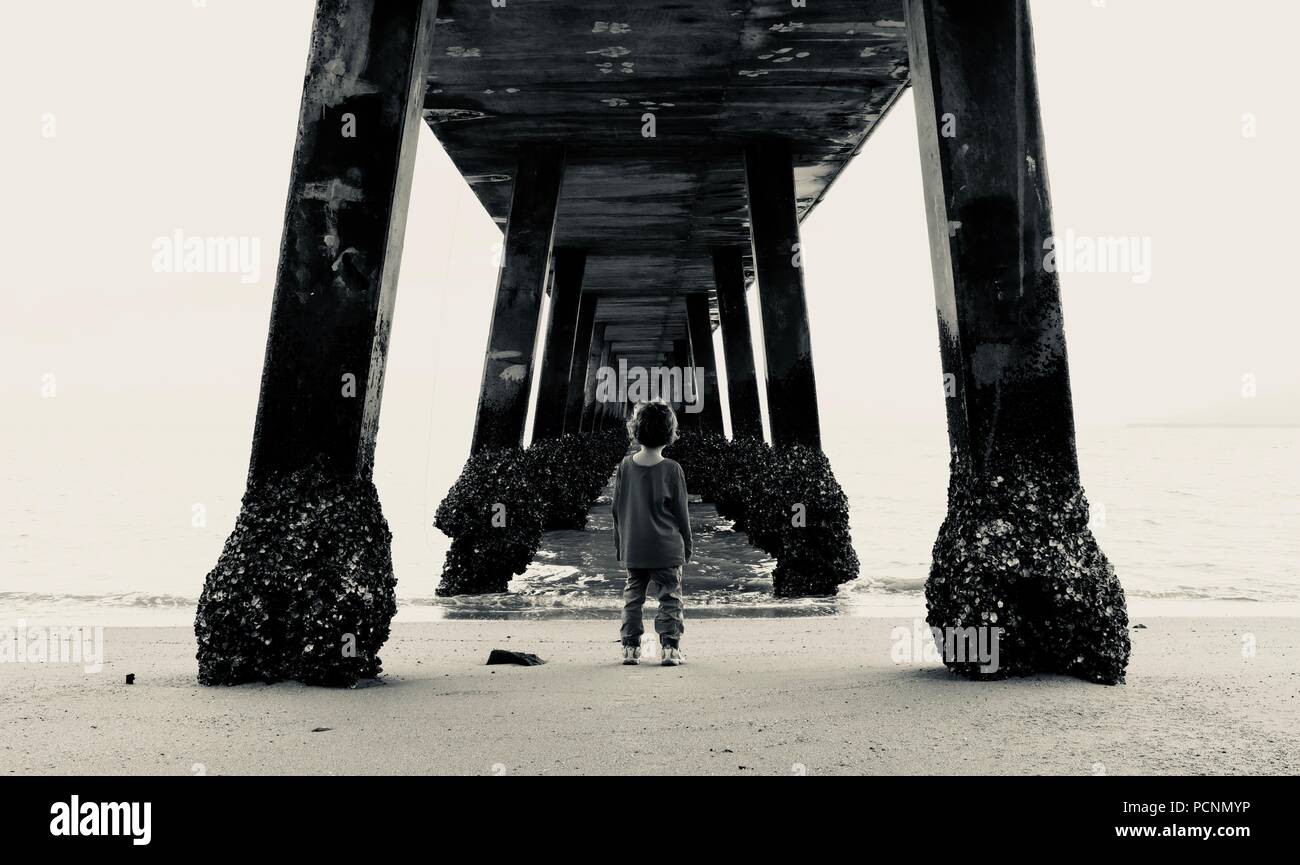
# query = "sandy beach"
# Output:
<box><xmin>3</xmin><ymin>615</ymin><xmax>1297</xmax><ymax>776</ymax></box>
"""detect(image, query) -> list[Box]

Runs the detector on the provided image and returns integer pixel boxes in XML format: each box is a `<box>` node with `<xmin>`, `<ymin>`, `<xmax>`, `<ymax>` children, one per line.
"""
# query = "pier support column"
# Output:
<box><xmin>685</xmin><ymin>294</ymin><xmax>724</xmax><ymax>434</ymax></box>
<box><xmin>580</xmin><ymin>326</ymin><xmax>608</xmax><ymax>431</ymax></box>
<box><xmin>672</xmin><ymin>338</ymin><xmax>695</xmax><ymax>428</ymax></box>
<box><xmin>563</xmin><ymin>293</ymin><xmax>599</xmax><ymax>433</ymax></box>
<box><xmin>599</xmin><ymin>351</ymin><xmax>623</xmax><ymax>431</ymax></box>
<box><xmin>471</xmin><ymin>146</ymin><xmax>566</xmax><ymax>453</ymax></box>
<box><xmin>596</xmin><ymin>350</ymin><xmax>610</xmax><ymax>431</ymax></box>
<box><xmin>197</xmin><ymin>0</ymin><xmax>436</xmax><ymax>686</ymax></box>
<box><xmin>711</xmin><ymin>247</ymin><xmax>763</xmax><ymax>440</ymax></box>
<box><xmin>744</xmin><ymin>139</ymin><xmax>821</xmax><ymax>449</ymax></box>
<box><xmin>906</xmin><ymin>0</ymin><xmax>1129</xmax><ymax>684</ymax></box>
<box><xmin>531</xmin><ymin>249</ymin><xmax>587</xmax><ymax>440</ymax></box>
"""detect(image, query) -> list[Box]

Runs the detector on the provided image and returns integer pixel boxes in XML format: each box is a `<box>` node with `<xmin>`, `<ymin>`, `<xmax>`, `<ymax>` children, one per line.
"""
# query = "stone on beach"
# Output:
<box><xmin>486</xmin><ymin>650</ymin><xmax>546</xmax><ymax>667</ymax></box>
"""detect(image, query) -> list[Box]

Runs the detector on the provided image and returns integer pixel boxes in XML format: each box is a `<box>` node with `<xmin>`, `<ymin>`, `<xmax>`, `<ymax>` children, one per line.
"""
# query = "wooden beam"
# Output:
<box><xmin>470</xmin><ymin>146</ymin><xmax>565</xmax><ymax>453</ymax></box>
<box><xmin>744</xmin><ymin>138</ymin><xmax>821</xmax><ymax>449</ymax></box>
<box><xmin>581</xmin><ymin>332</ymin><xmax>609</xmax><ymax>431</ymax></box>
<box><xmin>906</xmin><ymin>0</ymin><xmax>1076</xmax><ymax>479</ymax></box>
<box><xmin>671</xmin><ymin>338</ymin><xmax>693</xmax><ymax>426</ymax></box>
<box><xmin>712</xmin><ymin>246</ymin><xmax>763</xmax><ymax>440</ymax></box>
<box><xmin>249</xmin><ymin>0</ymin><xmax>435</xmax><ymax>480</ymax></box>
<box><xmin>531</xmin><ymin>249</ymin><xmax>587</xmax><ymax>440</ymax></box>
<box><xmin>685</xmin><ymin>294</ymin><xmax>724</xmax><ymax>434</ymax></box>
<box><xmin>563</xmin><ymin>292</ymin><xmax>599</xmax><ymax>433</ymax></box>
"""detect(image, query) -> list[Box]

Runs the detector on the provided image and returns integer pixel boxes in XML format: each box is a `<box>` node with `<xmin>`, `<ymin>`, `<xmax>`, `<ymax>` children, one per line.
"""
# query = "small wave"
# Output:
<box><xmin>841</xmin><ymin>575</ymin><xmax>928</xmax><ymax>595</ymax></box>
<box><xmin>0</xmin><ymin>591</ymin><xmax>196</xmax><ymax>609</ymax></box>
<box><xmin>1124</xmin><ymin>585</ymin><xmax>1268</xmax><ymax>602</ymax></box>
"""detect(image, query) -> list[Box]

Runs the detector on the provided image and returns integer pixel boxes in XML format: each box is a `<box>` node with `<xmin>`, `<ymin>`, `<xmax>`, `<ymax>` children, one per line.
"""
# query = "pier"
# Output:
<box><xmin>196</xmin><ymin>0</ymin><xmax>1130</xmax><ymax>687</ymax></box>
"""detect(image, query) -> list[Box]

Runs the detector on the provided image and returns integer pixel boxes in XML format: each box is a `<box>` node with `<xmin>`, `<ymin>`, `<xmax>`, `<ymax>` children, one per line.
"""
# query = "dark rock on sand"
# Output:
<box><xmin>486</xmin><ymin>650</ymin><xmax>546</xmax><ymax>666</ymax></box>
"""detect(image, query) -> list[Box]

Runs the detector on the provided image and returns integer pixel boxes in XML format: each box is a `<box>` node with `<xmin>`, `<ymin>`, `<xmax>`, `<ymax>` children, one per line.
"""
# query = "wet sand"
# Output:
<box><xmin>2</xmin><ymin>617</ymin><xmax>1297</xmax><ymax>775</ymax></box>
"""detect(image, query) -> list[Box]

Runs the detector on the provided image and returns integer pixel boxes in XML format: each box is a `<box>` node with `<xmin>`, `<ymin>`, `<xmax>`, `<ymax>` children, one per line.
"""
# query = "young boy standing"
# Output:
<box><xmin>611</xmin><ymin>400</ymin><xmax>692</xmax><ymax>666</ymax></box>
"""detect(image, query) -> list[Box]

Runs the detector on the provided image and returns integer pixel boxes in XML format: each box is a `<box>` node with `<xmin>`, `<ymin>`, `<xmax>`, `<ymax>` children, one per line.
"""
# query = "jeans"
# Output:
<box><xmin>620</xmin><ymin>567</ymin><xmax>684</xmax><ymax>647</ymax></box>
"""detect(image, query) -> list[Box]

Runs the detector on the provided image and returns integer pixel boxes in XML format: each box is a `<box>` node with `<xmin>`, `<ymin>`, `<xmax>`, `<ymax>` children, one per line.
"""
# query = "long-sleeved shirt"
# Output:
<box><xmin>611</xmin><ymin>456</ymin><xmax>692</xmax><ymax>568</ymax></box>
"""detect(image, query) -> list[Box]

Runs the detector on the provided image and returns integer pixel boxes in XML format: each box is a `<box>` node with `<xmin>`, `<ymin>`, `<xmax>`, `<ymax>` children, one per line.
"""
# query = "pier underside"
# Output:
<box><xmin>425</xmin><ymin>0</ymin><xmax>910</xmax><ymax>375</ymax></box>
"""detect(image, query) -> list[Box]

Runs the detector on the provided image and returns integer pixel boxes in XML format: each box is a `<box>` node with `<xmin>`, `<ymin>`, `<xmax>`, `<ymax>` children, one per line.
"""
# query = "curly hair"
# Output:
<box><xmin>627</xmin><ymin>399</ymin><xmax>678</xmax><ymax>448</ymax></box>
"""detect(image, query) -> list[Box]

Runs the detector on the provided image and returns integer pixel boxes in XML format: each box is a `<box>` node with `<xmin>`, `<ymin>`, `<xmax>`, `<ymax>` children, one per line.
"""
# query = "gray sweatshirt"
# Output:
<box><xmin>611</xmin><ymin>456</ymin><xmax>693</xmax><ymax>568</ymax></box>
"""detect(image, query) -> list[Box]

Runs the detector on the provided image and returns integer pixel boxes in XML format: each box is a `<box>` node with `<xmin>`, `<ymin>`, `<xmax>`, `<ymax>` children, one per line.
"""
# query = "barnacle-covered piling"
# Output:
<box><xmin>927</xmin><ymin>456</ymin><xmax>1129</xmax><ymax>684</ymax></box>
<box><xmin>196</xmin><ymin>0</ymin><xmax>434</xmax><ymax>686</ymax></box>
<box><xmin>196</xmin><ymin>466</ymin><xmax>396</xmax><ymax>686</ymax></box>
<box><xmin>666</xmin><ymin>432</ymin><xmax>859</xmax><ymax>597</ymax></box>
<box><xmin>434</xmin><ymin>432</ymin><xmax>628</xmax><ymax>596</ymax></box>
<box><xmin>907</xmin><ymin>0</ymin><xmax>1130</xmax><ymax>682</ymax></box>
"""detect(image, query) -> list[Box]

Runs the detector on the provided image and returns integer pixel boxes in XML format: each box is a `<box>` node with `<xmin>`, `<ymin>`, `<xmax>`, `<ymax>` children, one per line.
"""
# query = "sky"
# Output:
<box><xmin>3</xmin><ymin>0</ymin><xmax>1298</xmax><ymax>460</ymax></box>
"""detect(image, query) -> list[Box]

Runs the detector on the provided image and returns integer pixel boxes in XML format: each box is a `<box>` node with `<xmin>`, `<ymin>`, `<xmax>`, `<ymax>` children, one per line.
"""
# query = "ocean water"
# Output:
<box><xmin>2</xmin><ymin>412</ymin><xmax>1297</xmax><ymax>626</ymax></box>
<box><xmin>829</xmin><ymin>424</ymin><xmax>1300</xmax><ymax>612</ymax></box>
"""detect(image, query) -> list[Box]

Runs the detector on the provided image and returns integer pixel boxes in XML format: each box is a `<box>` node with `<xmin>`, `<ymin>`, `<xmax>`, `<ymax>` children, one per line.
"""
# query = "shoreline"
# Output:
<box><xmin>3</xmin><ymin>616</ymin><xmax>1297</xmax><ymax>775</ymax></box>
<box><xmin>2</xmin><ymin>598</ymin><xmax>1297</xmax><ymax>629</ymax></box>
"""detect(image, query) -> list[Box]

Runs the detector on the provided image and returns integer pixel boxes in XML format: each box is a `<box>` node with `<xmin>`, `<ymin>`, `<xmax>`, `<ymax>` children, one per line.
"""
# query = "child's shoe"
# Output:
<box><xmin>660</xmin><ymin>645</ymin><xmax>684</xmax><ymax>666</ymax></box>
<box><xmin>622</xmin><ymin>644</ymin><xmax>641</xmax><ymax>665</ymax></box>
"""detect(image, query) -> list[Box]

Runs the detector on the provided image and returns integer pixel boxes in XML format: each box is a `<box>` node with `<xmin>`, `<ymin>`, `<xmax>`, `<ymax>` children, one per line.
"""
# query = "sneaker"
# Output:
<box><xmin>661</xmin><ymin>645</ymin><xmax>684</xmax><ymax>667</ymax></box>
<box><xmin>622</xmin><ymin>645</ymin><xmax>641</xmax><ymax>665</ymax></box>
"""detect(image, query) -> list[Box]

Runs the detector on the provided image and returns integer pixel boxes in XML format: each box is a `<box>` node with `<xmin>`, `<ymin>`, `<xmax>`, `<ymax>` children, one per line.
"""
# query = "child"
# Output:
<box><xmin>611</xmin><ymin>399</ymin><xmax>692</xmax><ymax>666</ymax></box>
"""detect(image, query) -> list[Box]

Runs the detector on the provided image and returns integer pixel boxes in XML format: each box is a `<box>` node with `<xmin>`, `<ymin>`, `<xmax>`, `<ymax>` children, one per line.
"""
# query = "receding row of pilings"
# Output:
<box><xmin>196</xmin><ymin>0</ymin><xmax>1129</xmax><ymax>687</ymax></box>
<box><xmin>466</xmin><ymin>145</ymin><xmax>816</xmax><ymax>455</ymax></box>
